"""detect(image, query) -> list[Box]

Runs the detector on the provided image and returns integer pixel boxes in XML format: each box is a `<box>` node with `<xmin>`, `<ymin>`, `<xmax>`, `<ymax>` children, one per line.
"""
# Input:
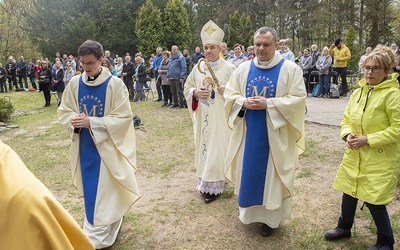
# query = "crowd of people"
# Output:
<box><xmin>1</xmin><ymin>20</ymin><xmax>400</xmax><ymax>250</ymax></box>
<box><xmin>1</xmin><ymin>37</ymin><xmax>400</xmax><ymax>108</ymax></box>
<box><xmin>279</xmin><ymin>39</ymin><xmax>400</xmax><ymax>98</ymax></box>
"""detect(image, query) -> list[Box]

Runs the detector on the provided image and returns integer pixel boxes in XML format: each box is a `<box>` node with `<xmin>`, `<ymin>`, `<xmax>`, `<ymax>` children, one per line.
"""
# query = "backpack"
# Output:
<box><xmin>133</xmin><ymin>115</ymin><xmax>142</xmax><ymax>127</ymax></box>
<box><xmin>330</xmin><ymin>84</ymin><xmax>340</xmax><ymax>98</ymax></box>
<box><xmin>312</xmin><ymin>84</ymin><xmax>320</xmax><ymax>97</ymax></box>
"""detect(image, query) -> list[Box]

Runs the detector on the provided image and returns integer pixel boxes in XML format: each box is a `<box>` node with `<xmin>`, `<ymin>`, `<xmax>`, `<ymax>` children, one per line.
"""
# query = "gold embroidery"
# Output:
<box><xmin>252</xmin><ymin>86</ymin><xmax>268</xmax><ymax>97</ymax></box>
<box><xmin>204</xmin><ymin>25</ymin><xmax>216</xmax><ymax>36</ymax></box>
<box><xmin>82</xmin><ymin>104</ymin><xmax>98</xmax><ymax>116</ymax></box>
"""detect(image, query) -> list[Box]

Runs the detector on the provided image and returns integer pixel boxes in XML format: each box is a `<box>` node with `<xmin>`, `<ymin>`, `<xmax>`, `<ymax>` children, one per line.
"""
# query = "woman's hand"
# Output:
<box><xmin>346</xmin><ymin>134</ymin><xmax>368</xmax><ymax>149</ymax></box>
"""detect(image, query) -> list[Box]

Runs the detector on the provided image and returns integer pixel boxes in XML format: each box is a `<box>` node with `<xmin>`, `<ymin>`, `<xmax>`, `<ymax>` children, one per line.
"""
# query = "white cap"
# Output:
<box><xmin>201</xmin><ymin>20</ymin><xmax>224</xmax><ymax>46</ymax></box>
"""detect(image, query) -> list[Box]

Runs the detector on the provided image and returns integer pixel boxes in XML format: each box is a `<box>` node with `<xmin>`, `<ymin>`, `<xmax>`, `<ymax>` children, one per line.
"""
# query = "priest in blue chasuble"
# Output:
<box><xmin>58</xmin><ymin>40</ymin><xmax>140</xmax><ymax>249</ymax></box>
<box><xmin>224</xmin><ymin>27</ymin><xmax>306</xmax><ymax>237</ymax></box>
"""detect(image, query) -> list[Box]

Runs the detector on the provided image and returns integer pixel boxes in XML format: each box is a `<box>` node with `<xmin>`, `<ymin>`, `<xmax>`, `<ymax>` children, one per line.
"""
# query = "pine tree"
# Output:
<box><xmin>345</xmin><ymin>25</ymin><xmax>358</xmax><ymax>73</ymax></box>
<box><xmin>163</xmin><ymin>0</ymin><xmax>191</xmax><ymax>50</ymax></box>
<box><xmin>227</xmin><ymin>11</ymin><xmax>253</xmax><ymax>48</ymax></box>
<box><xmin>135</xmin><ymin>0</ymin><xmax>164</xmax><ymax>60</ymax></box>
<box><xmin>227</xmin><ymin>11</ymin><xmax>240</xmax><ymax>48</ymax></box>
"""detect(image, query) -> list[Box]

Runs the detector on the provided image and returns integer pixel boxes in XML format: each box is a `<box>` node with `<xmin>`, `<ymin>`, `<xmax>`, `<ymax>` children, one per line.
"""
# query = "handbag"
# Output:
<box><xmin>39</xmin><ymin>78</ymin><xmax>50</xmax><ymax>85</ymax></box>
<box><xmin>51</xmin><ymin>82</ymin><xmax>58</xmax><ymax>91</ymax></box>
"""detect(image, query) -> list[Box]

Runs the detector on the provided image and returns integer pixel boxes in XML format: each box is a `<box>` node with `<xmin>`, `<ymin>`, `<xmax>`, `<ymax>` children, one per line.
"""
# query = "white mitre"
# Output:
<box><xmin>201</xmin><ymin>20</ymin><xmax>224</xmax><ymax>45</ymax></box>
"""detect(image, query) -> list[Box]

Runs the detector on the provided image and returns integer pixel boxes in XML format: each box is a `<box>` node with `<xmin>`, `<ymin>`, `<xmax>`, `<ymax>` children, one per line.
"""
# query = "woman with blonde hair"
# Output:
<box><xmin>325</xmin><ymin>46</ymin><xmax>400</xmax><ymax>250</ymax></box>
<box><xmin>158</xmin><ymin>50</ymin><xmax>172</xmax><ymax>107</ymax></box>
<box><xmin>316</xmin><ymin>46</ymin><xmax>332</xmax><ymax>97</ymax></box>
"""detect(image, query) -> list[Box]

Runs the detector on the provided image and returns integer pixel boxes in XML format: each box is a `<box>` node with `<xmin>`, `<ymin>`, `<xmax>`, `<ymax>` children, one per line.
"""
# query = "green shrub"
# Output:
<box><xmin>0</xmin><ymin>99</ymin><xmax>14</xmax><ymax>122</ymax></box>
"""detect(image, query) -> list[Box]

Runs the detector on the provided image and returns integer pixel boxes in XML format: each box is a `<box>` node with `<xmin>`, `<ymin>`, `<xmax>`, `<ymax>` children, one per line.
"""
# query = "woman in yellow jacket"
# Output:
<box><xmin>325</xmin><ymin>46</ymin><xmax>400</xmax><ymax>250</ymax></box>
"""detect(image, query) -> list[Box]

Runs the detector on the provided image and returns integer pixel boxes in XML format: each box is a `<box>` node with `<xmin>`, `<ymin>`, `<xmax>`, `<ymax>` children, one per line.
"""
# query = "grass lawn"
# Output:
<box><xmin>1</xmin><ymin>89</ymin><xmax>399</xmax><ymax>250</ymax></box>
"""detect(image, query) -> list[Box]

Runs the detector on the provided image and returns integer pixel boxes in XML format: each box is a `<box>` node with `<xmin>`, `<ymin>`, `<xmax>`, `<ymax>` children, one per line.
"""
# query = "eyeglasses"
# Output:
<box><xmin>363</xmin><ymin>66</ymin><xmax>382</xmax><ymax>73</ymax></box>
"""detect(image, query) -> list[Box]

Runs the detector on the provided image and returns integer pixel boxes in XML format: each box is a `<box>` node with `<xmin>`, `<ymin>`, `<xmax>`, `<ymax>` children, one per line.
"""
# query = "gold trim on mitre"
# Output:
<box><xmin>201</xmin><ymin>20</ymin><xmax>224</xmax><ymax>46</ymax></box>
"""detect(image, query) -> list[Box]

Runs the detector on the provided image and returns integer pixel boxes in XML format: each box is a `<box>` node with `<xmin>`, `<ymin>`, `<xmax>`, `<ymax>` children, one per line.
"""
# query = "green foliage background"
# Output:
<box><xmin>1</xmin><ymin>0</ymin><xmax>400</xmax><ymax>72</ymax></box>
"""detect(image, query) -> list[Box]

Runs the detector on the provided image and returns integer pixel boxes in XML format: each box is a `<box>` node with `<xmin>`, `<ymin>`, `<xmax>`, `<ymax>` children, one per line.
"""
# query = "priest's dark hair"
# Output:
<box><xmin>78</xmin><ymin>40</ymin><xmax>104</xmax><ymax>59</ymax></box>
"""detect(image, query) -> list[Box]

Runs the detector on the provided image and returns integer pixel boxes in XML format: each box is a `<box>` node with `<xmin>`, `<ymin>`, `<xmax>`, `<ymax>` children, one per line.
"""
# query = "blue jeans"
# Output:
<box><xmin>29</xmin><ymin>76</ymin><xmax>37</xmax><ymax>89</ymax></box>
<box><xmin>136</xmin><ymin>81</ymin><xmax>145</xmax><ymax>101</ymax></box>
<box><xmin>338</xmin><ymin>193</ymin><xmax>394</xmax><ymax>247</ymax></box>
<box><xmin>319</xmin><ymin>74</ymin><xmax>330</xmax><ymax>95</ymax></box>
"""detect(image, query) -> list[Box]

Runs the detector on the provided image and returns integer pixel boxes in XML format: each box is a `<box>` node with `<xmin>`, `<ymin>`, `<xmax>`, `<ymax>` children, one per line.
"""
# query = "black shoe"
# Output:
<box><xmin>44</xmin><ymin>103</ymin><xmax>51</xmax><ymax>107</ymax></box>
<box><xmin>169</xmin><ymin>104</ymin><xmax>179</xmax><ymax>109</ymax></box>
<box><xmin>325</xmin><ymin>227</ymin><xmax>351</xmax><ymax>241</ymax></box>
<box><xmin>204</xmin><ymin>193</ymin><xmax>219</xmax><ymax>204</ymax></box>
<box><xmin>261</xmin><ymin>224</ymin><xmax>274</xmax><ymax>237</ymax></box>
<box><xmin>342</xmin><ymin>93</ymin><xmax>347</xmax><ymax>97</ymax></box>
<box><xmin>154</xmin><ymin>99</ymin><xmax>162</xmax><ymax>102</ymax></box>
<box><xmin>161</xmin><ymin>103</ymin><xmax>168</xmax><ymax>107</ymax></box>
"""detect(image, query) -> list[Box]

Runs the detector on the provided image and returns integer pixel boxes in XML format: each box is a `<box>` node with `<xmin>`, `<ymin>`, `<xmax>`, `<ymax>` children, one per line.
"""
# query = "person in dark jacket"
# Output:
<box><xmin>122</xmin><ymin>56</ymin><xmax>135</xmax><ymax>101</ymax></box>
<box><xmin>6</xmin><ymin>56</ymin><xmax>17</xmax><ymax>91</ymax></box>
<box><xmin>52</xmin><ymin>61</ymin><xmax>65</xmax><ymax>106</ymax></box>
<box><xmin>16</xmin><ymin>56</ymin><xmax>28</xmax><ymax>89</ymax></box>
<box><xmin>0</xmin><ymin>63</ymin><xmax>7</xmax><ymax>92</ymax></box>
<box><xmin>182</xmin><ymin>49</ymin><xmax>192</xmax><ymax>77</ymax></box>
<box><xmin>133</xmin><ymin>56</ymin><xmax>147</xmax><ymax>102</ymax></box>
<box><xmin>191</xmin><ymin>47</ymin><xmax>204</xmax><ymax>66</ymax></box>
<box><xmin>38</xmin><ymin>60</ymin><xmax>53</xmax><ymax>107</ymax></box>
<box><xmin>27</xmin><ymin>60</ymin><xmax>37</xmax><ymax>90</ymax></box>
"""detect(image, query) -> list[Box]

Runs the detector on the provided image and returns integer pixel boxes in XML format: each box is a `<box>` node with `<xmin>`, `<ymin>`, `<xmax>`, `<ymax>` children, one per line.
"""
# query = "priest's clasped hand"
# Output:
<box><xmin>71</xmin><ymin>113</ymin><xmax>90</xmax><ymax>128</ymax></box>
<box><xmin>244</xmin><ymin>96</ymin><xmax>268</xmax><ymax>110</ymax></box>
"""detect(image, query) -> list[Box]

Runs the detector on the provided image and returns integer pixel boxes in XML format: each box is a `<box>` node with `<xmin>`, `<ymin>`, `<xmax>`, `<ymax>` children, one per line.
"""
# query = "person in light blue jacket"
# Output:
<box><xmin>316</xmin><ymin>47</ymin><xmax>332</xmax><ymax>97</ymax></box>
<box><xmin>166</xmin><ymin>45</ymin><xmax>187</xmax><ymax>108</ymax></box>
<box><xmin>278</xmin><ymin>39</ymin><xmax>295</xmax><ymax>62</ymax></box>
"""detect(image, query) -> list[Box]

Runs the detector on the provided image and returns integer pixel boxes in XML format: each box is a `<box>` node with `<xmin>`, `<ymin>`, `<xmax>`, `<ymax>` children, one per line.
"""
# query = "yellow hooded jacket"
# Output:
<box><xmin>333</xmin><ymin>74</ymin><xmax>400</xmax><ymax>205</ymax></box>
<box><xmin>329</xmin><ymin>44</ymin><xmax>351</xmax><ymax>68</ymax></box>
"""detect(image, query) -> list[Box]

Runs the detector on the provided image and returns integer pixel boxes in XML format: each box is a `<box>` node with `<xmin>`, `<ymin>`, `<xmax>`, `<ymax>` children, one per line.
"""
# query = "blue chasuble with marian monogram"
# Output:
<box><xmin>78</xmin><ymin>75</ymin><xmax>111</xmax><ymax>224</ymax></box>
<box><xmin>238</xmin><ymin>59</ymin><xmax>284</xmax><ymax>207</ymax></box>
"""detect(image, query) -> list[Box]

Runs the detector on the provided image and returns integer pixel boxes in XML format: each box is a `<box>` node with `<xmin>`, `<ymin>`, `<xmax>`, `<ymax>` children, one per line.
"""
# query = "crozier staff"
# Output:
<box><xmin>184</xmin><ymin>20</ymin><xmax>236</xmax><ymax>204</ymax></box>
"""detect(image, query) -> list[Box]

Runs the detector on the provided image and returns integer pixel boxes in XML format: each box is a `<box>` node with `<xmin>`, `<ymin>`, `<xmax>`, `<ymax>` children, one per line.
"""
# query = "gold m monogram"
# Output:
<box><xmin>252</xmin><ymin>86</ymin><xmax>268</xmax><ymax>97</ymax></box>
<box><xmin>82</xmin><ymin>104</ymin><xmax>97</xmax><ymax>116</ymax></box>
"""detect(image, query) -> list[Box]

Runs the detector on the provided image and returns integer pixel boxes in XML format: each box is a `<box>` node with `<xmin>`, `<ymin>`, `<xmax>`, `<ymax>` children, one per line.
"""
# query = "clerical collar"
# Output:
<box><xmin>257</xmin><ymin>57</ymin><xmax>273</xmax><ymax>67</ymax></box>
<box><xmin>87</xmin><ymin>68</ymin><xmax>102</xmax><ymax>82</ymax></box>
<box><xmin>208</xmin><ymin>58</ymin><xmax>221</xmax><ymax>67</ymax></box>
